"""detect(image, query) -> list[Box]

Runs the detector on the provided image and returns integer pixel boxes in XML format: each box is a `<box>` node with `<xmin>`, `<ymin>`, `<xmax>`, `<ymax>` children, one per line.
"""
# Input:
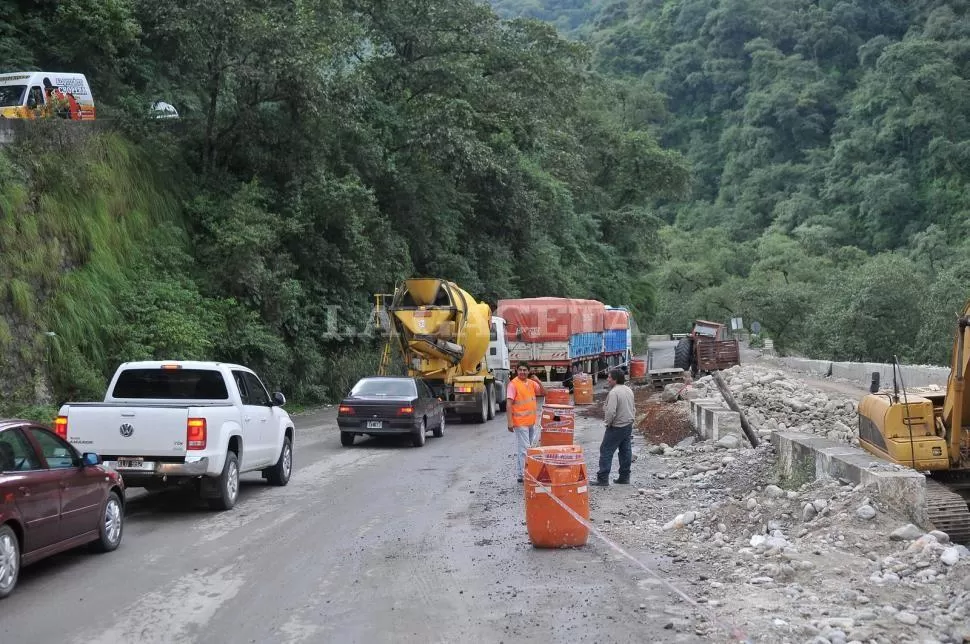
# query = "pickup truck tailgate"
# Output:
<box><xmin>65</xmin><ymin>405</ymin><xmax>190</xmax><ymax>458</ymax></box>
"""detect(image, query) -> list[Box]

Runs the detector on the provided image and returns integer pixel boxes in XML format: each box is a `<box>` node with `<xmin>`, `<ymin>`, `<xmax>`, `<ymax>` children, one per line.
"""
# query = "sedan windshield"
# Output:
<box><xmin>0</xmin><ymin>85</ymin><xmax>26</xmax><ymax>107</ymax></box>
<box><xmin>351</xmin><ymin>378</ymin><xmax>416</xmax><ymax>397</ymax></box>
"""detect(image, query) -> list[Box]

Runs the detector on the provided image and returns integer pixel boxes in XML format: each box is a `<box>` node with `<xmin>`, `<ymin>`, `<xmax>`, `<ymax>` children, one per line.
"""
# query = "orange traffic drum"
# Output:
<box><xmin>629</xmin><ymin>359</ymin><xmax>647</xmax><ymax>378</ymax></box>
<box><xmin>545</xmin><ymin>387</ymin><xmax>571</xmax><ymax>406</ymax></box>
<box><xmin>524</xmin><ymin>446</ymin><xmax>590</xmax><ymax>548</ymax></box>
<box><xmin>573</xmin><ymin>375</ymin><xmax>594</xmax><ymax>405</ymax></box>
<box><xmin>540</xmin><ymin>404</ymin><xmax>575</xmax><ymax>447</ymax></box>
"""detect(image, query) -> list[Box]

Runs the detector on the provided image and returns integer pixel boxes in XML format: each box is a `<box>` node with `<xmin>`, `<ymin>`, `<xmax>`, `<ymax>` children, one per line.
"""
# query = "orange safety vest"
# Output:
<box><xmin>509</xmin><ymin>377</ymin><xmax>538</xmax><ymax>427</ymax></box>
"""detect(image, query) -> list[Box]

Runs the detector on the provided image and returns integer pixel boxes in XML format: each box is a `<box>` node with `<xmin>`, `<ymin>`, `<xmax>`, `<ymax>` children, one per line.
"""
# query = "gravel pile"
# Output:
<box><xmin>684</xmin><ymin>365</ymin><xmax>863</xmax><ymax>446</ymax></box>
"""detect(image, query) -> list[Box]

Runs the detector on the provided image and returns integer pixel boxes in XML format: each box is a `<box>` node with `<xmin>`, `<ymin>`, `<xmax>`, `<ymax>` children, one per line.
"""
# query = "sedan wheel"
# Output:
<box><xmin>433</xmin><ymin>414</ymin><xmax>445</xmax><ymax>438</ymax></box>
<box><xmin>0</xmin><ymin>525</ymin><xmax>20</xmax><ymax>599</ymax></box>
<box><xmin>93</xmin><ymin>491</ymin><xmax>123</xmax><ymax>552</ymax></box>
<box><xmin>412</xmin><ymin>418</ymin><xmax>427</xmax><ymax>447</ymax></box>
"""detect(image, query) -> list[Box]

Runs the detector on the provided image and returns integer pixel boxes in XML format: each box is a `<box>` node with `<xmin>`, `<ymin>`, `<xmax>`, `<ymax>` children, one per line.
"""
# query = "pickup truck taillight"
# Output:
<box><xmin>54</xmin><ymin>416</ymin><xmax>68</xmax><ymax>440</ymax></box>
<box><xmin>187</xmin><ymin>418</ymin><xmax>207</xmax><ymax>450</ymax></box>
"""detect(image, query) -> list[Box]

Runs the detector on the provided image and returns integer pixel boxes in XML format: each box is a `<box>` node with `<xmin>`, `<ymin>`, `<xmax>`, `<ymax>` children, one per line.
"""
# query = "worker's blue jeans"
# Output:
<box><xmin>597</xmin><ymin>424</ymin><xmax>633</xmax><ymax>482</ymax></box>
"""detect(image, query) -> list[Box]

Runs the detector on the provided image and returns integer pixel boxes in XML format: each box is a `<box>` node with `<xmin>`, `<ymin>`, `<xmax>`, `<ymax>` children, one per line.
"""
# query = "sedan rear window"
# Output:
<box><xmin>350</xmin><ymin>378</ymin><xmax>417</xmax><ymax>397</ymax></box>
<box><xmin>112</xmin><ymin>369</ymin><xmax>229</xmax><ymax>399</ymax></box>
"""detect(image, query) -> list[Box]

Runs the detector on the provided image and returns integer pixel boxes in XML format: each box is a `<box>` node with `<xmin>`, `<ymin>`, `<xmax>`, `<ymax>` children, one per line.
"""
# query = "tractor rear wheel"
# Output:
<box><xmin>674</xmin><ymin>338</ymin><xmax>694</xmax><ymax>372</ymax></box>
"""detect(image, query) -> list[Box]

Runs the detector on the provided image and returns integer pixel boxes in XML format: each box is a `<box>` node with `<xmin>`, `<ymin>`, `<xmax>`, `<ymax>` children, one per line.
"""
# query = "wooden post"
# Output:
<box><xmin>712</xmin><ymin>371</ymin><xmax>761</xmax><ymax>447</ymax></box>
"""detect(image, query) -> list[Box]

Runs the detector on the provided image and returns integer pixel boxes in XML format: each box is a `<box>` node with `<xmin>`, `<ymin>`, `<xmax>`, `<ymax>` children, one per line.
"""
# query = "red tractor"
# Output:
<box><xmin>673</xmin><ymin>320</ymin><xmax>741</xmax><ymax>377</ymax></box>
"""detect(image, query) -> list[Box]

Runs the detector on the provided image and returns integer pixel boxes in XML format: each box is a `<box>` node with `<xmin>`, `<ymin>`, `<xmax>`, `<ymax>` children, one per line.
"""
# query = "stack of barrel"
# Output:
<box><xmin>522</xmin><ymin>386</ymin><xmax>590</xmax><ymax>549</ymax></box>
<box><xmin>524</xmin><ymin>445</ymin><xmax>590</xmax><ymax>548</ymax></box>
<box><xmin>540</xmin><ymin>386</ymin><xmax>574</xmax><ymax>447</ymax></box>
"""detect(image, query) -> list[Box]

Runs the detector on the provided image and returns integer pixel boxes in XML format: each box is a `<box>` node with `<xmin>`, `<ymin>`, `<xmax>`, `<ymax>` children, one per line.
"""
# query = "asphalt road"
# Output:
<box><xmin>0</xmin><ymin>406</ymin><xmax>699</xmax><ymax>643</ymax></box>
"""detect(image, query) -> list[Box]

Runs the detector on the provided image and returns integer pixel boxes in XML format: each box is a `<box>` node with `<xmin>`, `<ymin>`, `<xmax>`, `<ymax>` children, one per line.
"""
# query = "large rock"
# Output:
<box><xmin>890</xmin><ymin>524</ymin><xmax>924</xmax><ymax>541</ymax></box>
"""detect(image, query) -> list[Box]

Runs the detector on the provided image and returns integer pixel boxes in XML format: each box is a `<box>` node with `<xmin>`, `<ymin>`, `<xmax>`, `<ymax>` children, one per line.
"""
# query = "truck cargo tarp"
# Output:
<box><xmin>604</xmin><ymin>308</ymin><xmax>629</xmax><ymax>331</ymax></box>
<box><xmin>497</xmin><ymin>298</ymin><xmax>605</xmax><ymax>342</ymax></box>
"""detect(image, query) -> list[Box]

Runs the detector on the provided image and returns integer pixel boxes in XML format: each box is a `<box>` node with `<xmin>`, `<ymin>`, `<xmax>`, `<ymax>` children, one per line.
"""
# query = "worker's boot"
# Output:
<box><xmin>591</xmin><ymin>477</ymin><xmax>609</xmax><ymax>487</ymax></box>
<box><xmin>613</xmin><ymin>476</ymin><xmax>630</xmax><ymax>484</ymax></box>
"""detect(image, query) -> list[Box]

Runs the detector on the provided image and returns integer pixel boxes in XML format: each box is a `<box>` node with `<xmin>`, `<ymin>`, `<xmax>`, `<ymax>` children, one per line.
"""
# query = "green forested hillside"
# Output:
<box><xmin>491</xmin><ymin>0</ymin><xmax>970</xmax><ymax>365</ymax></box>
<box><xmin>0</xmin><ymin>0</ymin><xmax>687</xmax><ymax>413</ymax></box>
<box><xmin>6</xmin><ymin>0</ymin><xmax>970</xmax><ymax>416</ymax></box>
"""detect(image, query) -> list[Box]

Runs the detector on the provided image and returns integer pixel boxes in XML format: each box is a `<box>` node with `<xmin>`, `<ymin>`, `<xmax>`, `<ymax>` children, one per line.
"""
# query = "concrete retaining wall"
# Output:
<box><xmin>779</xmin><ymin>357</ymin><xmax>950</xmax><ymax>389</ymax></box>
<box><xmin>772</xmin><ymin>431</ymin><xmax>929</xmax><ymax>527</ymax></box>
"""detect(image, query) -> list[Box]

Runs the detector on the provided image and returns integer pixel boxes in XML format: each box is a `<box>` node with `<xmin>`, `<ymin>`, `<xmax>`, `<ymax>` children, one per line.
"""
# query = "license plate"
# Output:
<box><xmin>366</xmin><ymin>420</ymin><xmax>383</xmax><ymax>429</ymax></box>
<box><xmin>115</xmin><ymin>458</ymin><xmax>153</xmax><ymax>470</ymax></box>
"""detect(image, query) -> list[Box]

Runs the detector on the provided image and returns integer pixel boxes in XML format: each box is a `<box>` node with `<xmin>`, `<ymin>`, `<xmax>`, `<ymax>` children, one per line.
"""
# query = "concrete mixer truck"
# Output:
<box><xmin>375</xmin><ymin>278</ymin><xmax>510</xmax><ymax>424</ymax></box>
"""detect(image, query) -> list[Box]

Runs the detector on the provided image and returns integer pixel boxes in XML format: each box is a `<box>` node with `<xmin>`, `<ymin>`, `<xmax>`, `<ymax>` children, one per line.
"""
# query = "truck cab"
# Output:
<box><xmin>488</xmin><ymin>316</ymin><xmax>510</xmax><ymax>411</ymax></box>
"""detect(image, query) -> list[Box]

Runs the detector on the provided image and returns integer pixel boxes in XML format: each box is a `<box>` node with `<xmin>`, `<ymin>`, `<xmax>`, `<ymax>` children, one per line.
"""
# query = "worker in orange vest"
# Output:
<box><xmin>507</xmin><ymin>361</ymin><xmax>545</xmax><ymax>483</ymax></box>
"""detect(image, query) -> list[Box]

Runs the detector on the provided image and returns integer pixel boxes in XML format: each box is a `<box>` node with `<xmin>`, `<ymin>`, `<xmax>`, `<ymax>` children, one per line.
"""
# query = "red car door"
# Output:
<box><xmin>0</xmin><ymin>427</ymin><xmax>60</xmax><ymax>554</ymax></box>
<box><xmin>25</xmin><ymin>427</ymin><xmax>104</xmax><ymax>542</ymax></box>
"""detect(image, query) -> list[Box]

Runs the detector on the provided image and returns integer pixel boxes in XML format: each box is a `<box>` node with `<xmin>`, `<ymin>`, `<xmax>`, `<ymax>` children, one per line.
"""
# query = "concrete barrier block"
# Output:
<box><xmin>689</xmin><ymin>398</ymin><xmax>720</xmax><ymax>431</ymax></box>
<box><xmin>863</xmin><ymin>469</ymin><xmax>927</xmax><ymax>526</ymax></box>
<box><xmin>711</xmin><ymin>410</ymin><xmax>742</xmax><ymax>440</ymax></box>
<box><xmin>703</xmin><ymin>407</ymin><xmax>729</xmax><ymax>439</ymax></box>
<box><xmin>831</xmin><ymin>362</ymin><xmax>866</xmax><ymax>383</ymax></box>
<box><xmin>772</xmin><ymin>431</ymin><xmax>841</xmax><ymax>485</ymax></box>
<box><xmin>773</xmin><ymin>430</ymin><xmax>929</xmax><ymax>527</ymax></box>
<box><xmin>815</xmin><ymin>445</ymin><xmax>863</xmax><ymax>479</ymax></box>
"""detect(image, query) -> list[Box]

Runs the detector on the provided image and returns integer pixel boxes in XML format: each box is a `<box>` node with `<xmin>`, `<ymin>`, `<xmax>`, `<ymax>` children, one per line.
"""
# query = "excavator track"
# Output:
<box><xmin>925</xmin><ymin>478</ymin><xmax>970</xmax><ymax>544</ymax></box>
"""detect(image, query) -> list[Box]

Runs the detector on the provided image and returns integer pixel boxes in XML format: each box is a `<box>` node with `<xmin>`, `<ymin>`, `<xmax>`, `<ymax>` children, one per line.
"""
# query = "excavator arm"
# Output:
<box><xmin>942</xmin><ymin>300</ymin><xmax>970</xmax><ymax>468</ymax></box>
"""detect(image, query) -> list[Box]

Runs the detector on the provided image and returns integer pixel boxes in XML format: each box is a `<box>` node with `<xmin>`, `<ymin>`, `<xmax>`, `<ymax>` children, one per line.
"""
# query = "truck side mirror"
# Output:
<box><xmin>869</xmin><ymin>372</ymin><xmax>880</xmax><ymax>394</ymax></box>
<box><xmin>272</xmin><ymin>392</ymin><xmax>286</xmax><ymax>406</ymax></box>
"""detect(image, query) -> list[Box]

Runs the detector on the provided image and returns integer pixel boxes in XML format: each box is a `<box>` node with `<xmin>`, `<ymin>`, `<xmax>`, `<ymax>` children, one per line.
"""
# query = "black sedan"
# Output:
<box><xmin>336</xmin><ymin>377</ymin><xmax>445</xmax><ymax>447</ymax></box>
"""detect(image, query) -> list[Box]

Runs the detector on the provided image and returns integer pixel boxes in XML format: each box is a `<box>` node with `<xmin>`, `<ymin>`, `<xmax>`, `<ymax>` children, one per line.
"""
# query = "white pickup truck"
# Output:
<box><xmin>55</xmin><ymin>360</ymin><xmax>295</xmax><ymax>510</ymax></box>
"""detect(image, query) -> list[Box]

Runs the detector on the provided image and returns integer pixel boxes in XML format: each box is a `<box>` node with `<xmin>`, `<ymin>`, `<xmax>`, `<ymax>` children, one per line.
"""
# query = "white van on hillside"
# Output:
<box><xmin>0</xmin><ymin>71</ymin><xmax>96</xmax><ymax>120</ymax></box>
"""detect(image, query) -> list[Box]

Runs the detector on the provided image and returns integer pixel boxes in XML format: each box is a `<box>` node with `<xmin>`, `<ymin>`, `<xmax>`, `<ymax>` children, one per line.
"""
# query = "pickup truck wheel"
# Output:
<box><xmin>265</xmin><ymin>437</ymin><xmax>292</xmax><ymax>486</ymax></box>
<box><xmin>340</xmin><ymin>432</ymin><xmax>355</xmax><ymax>447</ymax></box>
<box><xmin>208</xmin><ymin>452</ymin><xmax>240</xmax><ymax>511</ymax></box>
<box><xmin>412</xmin><ymin>419</ymin><xmax>427</xmax><ymax>447</ymax></box>
<box><xmin>0</xmin><ymin>524</ymin><xmax>19</xmax><ymax>599</ymax></box>
<box><xmin>433</xmin><ymin>414</ymin><xmax>444</xmax><ymax>438</ymax></box>
<box><xmin>91</xmin><ymin>491</ymin><xmax>124</xmax><ymax>553</ymax></box>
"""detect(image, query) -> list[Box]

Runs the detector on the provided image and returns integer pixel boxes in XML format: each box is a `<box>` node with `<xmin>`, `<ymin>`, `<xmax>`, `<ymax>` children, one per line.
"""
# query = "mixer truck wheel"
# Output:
<box><xmin>486</xmin><ymin>387</ymin><xmax>496</xmax><ymax>420</ymax></box>
<box><xmin>476</xmin><ymin>391</ymin><xmax>489</xmax><ymax>424</ymax></box>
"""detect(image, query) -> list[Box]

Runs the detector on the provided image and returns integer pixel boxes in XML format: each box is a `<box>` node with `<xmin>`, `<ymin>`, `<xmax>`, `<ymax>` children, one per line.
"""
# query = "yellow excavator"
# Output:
<box><xmin>858</xmin><ymin>300</ymin><xmax>970</xmax><ymax>541</ymax></box>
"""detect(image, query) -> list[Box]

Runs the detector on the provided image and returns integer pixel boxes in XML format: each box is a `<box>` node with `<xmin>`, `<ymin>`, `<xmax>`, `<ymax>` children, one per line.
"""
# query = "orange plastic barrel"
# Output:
<box><xmin>540</xmin><ymin>404</ymin><xmax>575</xmax><ymax>446</ymax></box>
<box><xmin>545</xmin><ymin>387</ymin><xmax>571</xmax><ymax>406</ymax></box>
<box><xmin>630</xmin><ymin>359</ymin><xmax>647</xmax><ymax>379</ymax></box>
<box><xmin>573</xmin><ymin>374</ymin><xmax>594</xmax><ymax>405</ymax></box>
<box><xmin>524</xmin><ymin>446</ymin><xmax>590</xmax><ymax>548</ymax></box>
